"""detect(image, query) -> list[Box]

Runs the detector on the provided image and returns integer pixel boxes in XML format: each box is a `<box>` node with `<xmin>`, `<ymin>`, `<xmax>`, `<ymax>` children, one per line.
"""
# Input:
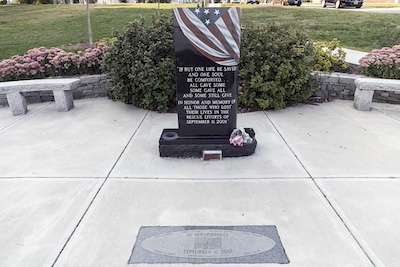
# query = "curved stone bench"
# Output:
<box><xmin>354</xmin><ymin>77</ymin><xmax>400</xmax><ymax>111</ymax></box>
<box><xmin>0</xmin><ymin>78</ymin><xmax>81</xmax><ymax>116</ymax></box>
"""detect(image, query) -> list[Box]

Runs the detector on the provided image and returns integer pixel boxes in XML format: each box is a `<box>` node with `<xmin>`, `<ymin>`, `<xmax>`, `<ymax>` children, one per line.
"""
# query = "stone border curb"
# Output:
<box><xmin>314</xmin><ymin>72</ymin><xmax>400</xmax><ymax>105</ymax></box>
<box><xmin>0</xmin><ymin>74</ymin><xmax>109</xmax><ymax>108</ymax></box>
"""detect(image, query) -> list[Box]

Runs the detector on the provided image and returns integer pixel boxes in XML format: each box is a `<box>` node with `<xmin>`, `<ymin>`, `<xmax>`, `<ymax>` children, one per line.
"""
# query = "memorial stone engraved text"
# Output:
<box><xmin>177</xmin><ymin>65</ymin><xmax>237</xmax><ymax>127</ymax></box>
<box><xmin>173</xmin><ymin>7</ymin><xmax>241</xmax><ymax>137</ymax></box>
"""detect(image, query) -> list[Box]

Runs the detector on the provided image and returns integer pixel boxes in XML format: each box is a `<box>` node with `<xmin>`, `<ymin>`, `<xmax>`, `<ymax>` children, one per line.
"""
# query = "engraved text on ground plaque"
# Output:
<box><xmin>129</xmin><ymin>226</ymin><xmax>289</xmax><ymax>264</ymax></box>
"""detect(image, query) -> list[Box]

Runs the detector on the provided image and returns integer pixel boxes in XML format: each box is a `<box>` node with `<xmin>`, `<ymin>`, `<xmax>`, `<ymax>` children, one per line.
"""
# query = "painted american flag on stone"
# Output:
<box><xmin>173</xmin><ymin>7</ymin><xmax>241</xmax><ymax>66</ymax></box>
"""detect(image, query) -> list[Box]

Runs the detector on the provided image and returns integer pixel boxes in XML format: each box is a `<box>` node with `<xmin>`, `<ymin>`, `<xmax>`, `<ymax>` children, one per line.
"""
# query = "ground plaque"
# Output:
<box><xmin>159</xmin><ymin>7</ymin><xmax>257</xmax><ymax>158</ymax></box>
<box><xmin>129</xmin><ymin>226</ymin><xmax>289</xmax><ymax>264</ymax></box>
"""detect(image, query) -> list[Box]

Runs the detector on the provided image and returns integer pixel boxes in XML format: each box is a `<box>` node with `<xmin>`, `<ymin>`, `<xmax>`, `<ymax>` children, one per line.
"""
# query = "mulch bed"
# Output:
<box><xmin>331</xmin><ymin>63</ymin><xmax>362</xmax><ymax>75</ymax></box>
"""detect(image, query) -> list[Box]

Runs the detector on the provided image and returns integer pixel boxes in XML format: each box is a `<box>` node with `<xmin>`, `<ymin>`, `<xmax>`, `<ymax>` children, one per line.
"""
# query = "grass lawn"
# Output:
<box><xmin>0</xmin><ymin>3</ymin><xmax>399</xmax><ymax>60</ymax></box>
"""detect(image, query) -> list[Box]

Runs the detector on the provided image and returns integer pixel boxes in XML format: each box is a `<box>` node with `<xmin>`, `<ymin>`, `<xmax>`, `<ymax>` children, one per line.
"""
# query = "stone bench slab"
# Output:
<box><xmin>0</xmin><ymin>78</ymin><xmax>81</xmax><ymax>115</ymax></box>
<box><xmin>0</xmin><ymin>78</ymin><xmax>81</xmax><ymax>93</ymax></box>
<box><xmin>354</xmin><ymin>78</ymin><xmax>400</xmax><ymax>111</ymax></box>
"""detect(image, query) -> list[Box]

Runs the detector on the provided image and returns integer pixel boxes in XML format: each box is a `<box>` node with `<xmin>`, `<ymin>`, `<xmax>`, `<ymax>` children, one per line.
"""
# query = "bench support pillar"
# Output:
<box><xmin>6</xmin><ymin>92</ymin><xmax>27</xmax><ymax>116</ymax></box>
<box><xmin>353</xmin><ymin>87</ymin><xmax>374</xmax><ymax>111</ymax></box>
<box><xmin>53</xmin><ymin>90</ymin><xmax>74</xmax><ymax>111</ymax></box>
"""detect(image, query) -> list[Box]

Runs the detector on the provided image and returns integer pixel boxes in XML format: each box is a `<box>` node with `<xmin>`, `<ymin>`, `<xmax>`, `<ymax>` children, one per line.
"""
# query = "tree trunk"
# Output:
<box><xmin>86</xmin><ymin>0</ymin><xmax>93</xmax><ymax>46</ymax></box>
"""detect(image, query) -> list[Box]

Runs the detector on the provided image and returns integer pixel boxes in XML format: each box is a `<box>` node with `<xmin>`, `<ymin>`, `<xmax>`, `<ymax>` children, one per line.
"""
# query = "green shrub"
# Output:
<box><xmin>147</xmin><ymin>0</ymin><xmax>170</xmax><ymax>3</ymax></box>
<box><xmin>96</xmin><ymin>37</ymin><xmax>117</xmax><ymax>47</ymax></box>
<box><xmin>104</xmin><ymin>19</ymin><xmax>320</xmax><ymax>112</ymax></box>
<box><xmin>313</xmin><ymin>39</ymin><xmax>347</xmax><ymax>72</ymax></box>
<box><xmin>103</xmin><ymin>15</ymin><xmax>176</xmax><ymax>112</ymax></box>
<box><xmin>239</xmin><ymin>24</ymin><xmax>317</xmax><ymax>110</ymax></box>
<box><xmin>17</xmin><ymin>0</ymin><xmax>52</xmax><ymax>3</ymax></box>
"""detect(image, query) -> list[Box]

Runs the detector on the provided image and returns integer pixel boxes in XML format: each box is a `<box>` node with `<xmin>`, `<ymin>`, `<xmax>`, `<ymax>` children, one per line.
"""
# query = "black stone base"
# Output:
<box><xmin>159</xmin><ymin>128</ymin><xmax>257</xmax><ymax>158</ymax></box>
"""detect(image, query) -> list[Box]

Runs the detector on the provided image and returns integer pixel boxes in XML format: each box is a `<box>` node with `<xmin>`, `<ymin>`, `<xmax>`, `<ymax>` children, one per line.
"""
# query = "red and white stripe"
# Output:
<box><xmin>173</xmin><ymin>7</ymin><xmax>241</xmax><ymax>66</ymax></box>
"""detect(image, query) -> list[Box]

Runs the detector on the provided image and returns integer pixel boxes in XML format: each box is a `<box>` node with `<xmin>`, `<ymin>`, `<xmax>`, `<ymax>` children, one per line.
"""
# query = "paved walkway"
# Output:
<box><xmin>1</xmin><ymin>98</ymin><xmax>399</xmax><ymax>267</ymax></box>
<box><xmin>347</xmin><ymin>7</ymin><xmax>400</xmax><ymax>14</ymax></box>
<box><xmin>342</xmin><ymin>48</ymin><xmax>368</xmax><ymax>65</ymax></box>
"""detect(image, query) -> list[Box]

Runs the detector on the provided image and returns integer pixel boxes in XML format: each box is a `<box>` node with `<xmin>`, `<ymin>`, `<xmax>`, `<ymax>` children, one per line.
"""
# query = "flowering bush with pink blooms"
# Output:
<box><xmin>359</xmin><ymin>45</ymin><xmax>400</xmax><ymax>80</ymax></box>
<box><xmin>0</xmin><ymin>43</ymin><xmax>109</xmax><ymax>82</ymax></box>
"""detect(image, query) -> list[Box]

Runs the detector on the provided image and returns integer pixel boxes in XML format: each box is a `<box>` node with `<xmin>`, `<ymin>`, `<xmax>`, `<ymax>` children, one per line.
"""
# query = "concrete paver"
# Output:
<box><xmin>316</xmin><ymin>179</ymin><xmax>400</xmax><ymax>267</ymax></box>
<box><xmin>342</xmin><ymin>48</ymin><xmax>368</xmax><ymax>65</ymax></box>
<box><xmin>1</xmin><ymin>97</ymin><xmax>400</xmax><ymax>267</ymax></box>
<box><xmin>0</xmin><ymin>102</ymin><xmax>50</xmax><ymax>130</ymax></box>
<box><xmin>110</xmin><ymin>111</ymin><xmax>309</xmax><ymax>179</ymax></box>
<box><xmin>0</xmin><ymin>98</ymin><xmax>148</xmax><ymax>178</ymax></box>
<box><xmin>54</xmin><ymin>179</ymin><xmax>373</xmax><ymax>267</ymax></box>
<box><xmin>372</xmin><ymin>102</ymin><xmax>400</xmax><ymax>121</ymax></box>
<box><xmin>266</xmin><ymin>100</ymin><xmax>400</xmax><ymax>178</ymax></box>
<box><xmin>0</xmin><ymin>178</ymin><xmax>103</xmax><ymax>267</ymax></box>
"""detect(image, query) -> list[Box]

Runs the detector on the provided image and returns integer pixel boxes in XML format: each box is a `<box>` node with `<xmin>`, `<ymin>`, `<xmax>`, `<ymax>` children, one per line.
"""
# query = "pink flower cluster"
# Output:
<box><xmin>229</xmin><ymin>135</ymin><xmax>246</xmax><ymax>147</ymax></box>
<box><xmin>0</xmin><ymin>43</ymin><xmax>109</xmax><ymax>82</ymax></box>
<box><xmin>359</xmin><ymin>45</ymin><xmax>400</xmax><ymax>80</ymax></box>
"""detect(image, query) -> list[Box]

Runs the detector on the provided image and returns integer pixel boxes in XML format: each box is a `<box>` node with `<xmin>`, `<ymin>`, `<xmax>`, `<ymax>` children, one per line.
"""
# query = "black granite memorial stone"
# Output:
<box><xmin>159</xmin><ymin>7</ymin><xmax>257</xmax><ymax>158</ymax></box>
<box><xmin>175</xmin><ymin>7</ymin><xmax>240</xmax><ymax>137</ymax></box>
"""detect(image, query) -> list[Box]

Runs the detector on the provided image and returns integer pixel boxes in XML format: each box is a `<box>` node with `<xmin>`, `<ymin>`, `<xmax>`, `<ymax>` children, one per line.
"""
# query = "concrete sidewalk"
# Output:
<box><xmin>1</xmin><ymin>98</ymin><xmax>400</xmax><ymax>267</ymax></box>
<box><xmin>342</xmin><ymin>48</ymin><xmax>368</xmax><ymax>65</ymax></box>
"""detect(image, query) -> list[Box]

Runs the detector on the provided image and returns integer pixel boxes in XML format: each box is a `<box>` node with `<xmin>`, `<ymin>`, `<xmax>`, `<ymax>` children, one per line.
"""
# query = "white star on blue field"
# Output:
<box><xmin>191</xmin><ymin>8</ymin><xmax>228</xmax><ymax>28</ymax></box>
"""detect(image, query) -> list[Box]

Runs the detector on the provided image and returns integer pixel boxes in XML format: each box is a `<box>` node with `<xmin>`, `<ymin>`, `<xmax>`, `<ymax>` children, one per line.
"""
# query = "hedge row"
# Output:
<box><xmin>104</xmin><ymin>15</ymin><xmax>322</xmax><ymax>112</ymax></box>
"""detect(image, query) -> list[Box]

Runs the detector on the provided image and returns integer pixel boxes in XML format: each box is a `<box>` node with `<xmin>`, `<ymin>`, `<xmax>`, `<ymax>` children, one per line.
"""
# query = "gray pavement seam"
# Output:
<box><xmin>42</xmin><ymin>178</ymin><xmax>106</xmax><ymax>267</ymax></box>
<box><xmin>0</xmin><ymin>102</ymin><xmax>52</xmax><ymax>132</ymax></box>
<box><xmin>315</xmin><ymin>180</ymin><xmax>386</xmax><ymax>267</ymax></box>
<box><xmin>318</xmin><ymin>176</ymin><xmax>400</xmax><ymax>179</ymax></box>
<box><xmin>106</xmin><ymin>176</ymin><xmax>311</xmax><ymax>180</ymax></box>
<box><xmin>4</xmin><ymin>176</ymin><xmax>396</xmax><ymax>180</ymax></box>
<box><xmin>104</xmin><ymin>110</ymin><xmax>150</xmax><ymax>178</ymax></box>
<box><xmin>372</xmin><ymin>107</ymin><xmax>400</xmax><ymax>123</ymax></box>
<box><xmin>47</xmin><ymin>179</ymin><xmax>110</xmax><ymax>267</ymax></box>
<box><xmin>263</xmin><ymin>110</ymin><xmax>385</xmax><ymax>266</ymax></box>
<box><xmin>49</xmin><ymin>110</ymin><xmax>150</xmax><ymax>267</ymax></box>
<box><xmin>0</xmin><ymin>176</ymin><xmax>110</xmax><ymax>179</ymax></box>
<box><xmin>263</xmin><ymin>111</ymin><xmax>312</xmax><ymax>178</ymax></box>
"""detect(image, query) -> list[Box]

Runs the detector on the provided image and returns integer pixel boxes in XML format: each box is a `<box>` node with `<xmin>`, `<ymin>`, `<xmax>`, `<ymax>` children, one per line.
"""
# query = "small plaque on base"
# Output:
<box><xmin>202</xmin><ymin>150</ymin><xmax>222</xmax><ymax>161</ymax></box>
